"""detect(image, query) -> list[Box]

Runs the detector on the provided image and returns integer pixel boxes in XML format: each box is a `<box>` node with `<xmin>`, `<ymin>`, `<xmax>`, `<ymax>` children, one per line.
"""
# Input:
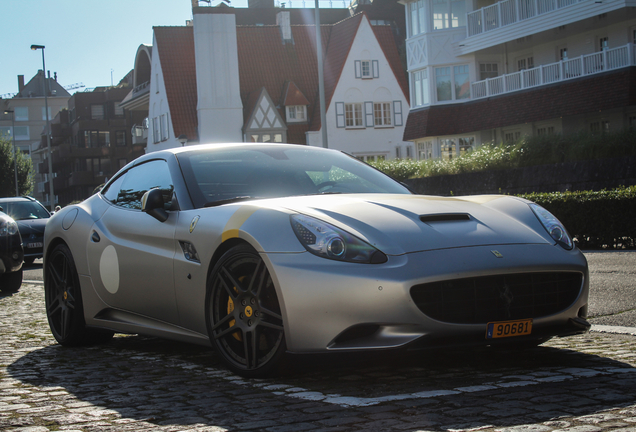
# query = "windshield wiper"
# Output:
<box><xmin>204</xmin><ymin>196</ymin><xmax>258</xmax><ymax>207</ymax></box>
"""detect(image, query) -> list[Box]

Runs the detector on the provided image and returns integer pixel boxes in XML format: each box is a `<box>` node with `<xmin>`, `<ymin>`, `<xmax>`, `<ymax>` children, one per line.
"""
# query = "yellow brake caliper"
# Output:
<box><xmin>227</xmin><ymin>276</ymin><xmax>245</xmax><ymax>341</ymax></box>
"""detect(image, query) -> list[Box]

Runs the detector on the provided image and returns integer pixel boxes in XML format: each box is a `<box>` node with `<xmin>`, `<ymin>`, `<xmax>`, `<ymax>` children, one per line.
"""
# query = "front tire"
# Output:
<box><xmin>0</xmin><ymin>269</ymin><xmax>22</xmax><ymax>293</ymax></box>
<box><xmin>45</xmin><ymin>243</ymin><xmax>114</xmax><ymax>346</ymax></box>
<box><xmin>206</xmin><ymin>244</ymin><xmax>286</xmax><ymax>377</ymax></box>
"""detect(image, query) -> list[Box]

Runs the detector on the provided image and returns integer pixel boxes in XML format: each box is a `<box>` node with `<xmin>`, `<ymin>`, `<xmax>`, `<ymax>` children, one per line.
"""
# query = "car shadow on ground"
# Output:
<box><xmin>7</xmin><ymin>334</ymin><xmax>636</xmax><ymax>430</ymax></box>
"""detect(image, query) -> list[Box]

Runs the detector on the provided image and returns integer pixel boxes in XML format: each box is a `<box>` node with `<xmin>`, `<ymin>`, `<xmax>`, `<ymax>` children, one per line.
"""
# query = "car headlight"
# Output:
<box><xmin>291</xmin><ymin>214</ymin><xmax>387</xmax><ymax>263</ymax></box>
<box><xmin>529</xmin><ymin>203</ymin><xmax>573</xmax><ymax>250</ymax></box>
<box><xmin>0</xmin><ymin>219</ymin><xmax>19</xmax><ymax>237</ymax></box>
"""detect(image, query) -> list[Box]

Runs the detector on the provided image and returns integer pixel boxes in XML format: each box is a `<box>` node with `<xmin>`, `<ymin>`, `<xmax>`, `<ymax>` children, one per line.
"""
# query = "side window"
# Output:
<box><xmin>101</xmin><ymin>173</ymin><xmax>127</xmax><ymax>204</ymax></box>
<box><xmin>108</xmin><ymin>160</ymin><xmax>174</xmax><ymax>210</ymax></box>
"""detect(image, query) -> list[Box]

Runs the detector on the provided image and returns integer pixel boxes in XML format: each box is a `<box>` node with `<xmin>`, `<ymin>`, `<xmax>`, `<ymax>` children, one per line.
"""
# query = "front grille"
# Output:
<box><xmin>410</xmin><ymin>272</ymin><xmax>583</xmax><ymax>324</ymax></box>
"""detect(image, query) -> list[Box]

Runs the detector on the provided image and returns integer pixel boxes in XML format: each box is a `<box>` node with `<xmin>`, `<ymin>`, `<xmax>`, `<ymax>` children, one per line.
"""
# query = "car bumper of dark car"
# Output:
<box><xmin>0</xmin><ymin>235</ymin><xmax>24</xmax><ymax>274</ymax></box>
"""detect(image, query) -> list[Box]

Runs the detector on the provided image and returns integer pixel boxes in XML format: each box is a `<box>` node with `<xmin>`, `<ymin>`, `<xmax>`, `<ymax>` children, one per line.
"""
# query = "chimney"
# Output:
<box><xmin>18</xmin><ymin>75</ymin><xmax>25</xmax><ymax>93</ymax></box>
<box><xmin>193</xmin><ymin>6</ymin><xmax>243</xmax><ymax>143</ymax></box>
<box><xmin>277</xmin><ymin>11</ymin><xmax>292</xmax><ymax>43</ymax></box>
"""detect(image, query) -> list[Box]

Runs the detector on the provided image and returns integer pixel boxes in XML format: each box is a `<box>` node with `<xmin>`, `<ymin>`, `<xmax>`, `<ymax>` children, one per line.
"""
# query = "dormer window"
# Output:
<box><xmin>286</xmin><ymin>105</ymin><xmax>306</xmax><ymax>122</ymax></box>
<box><xmin>355</xmin><ymin>60</ymin><xmax>379</xmax><ymax>79</ymax></box>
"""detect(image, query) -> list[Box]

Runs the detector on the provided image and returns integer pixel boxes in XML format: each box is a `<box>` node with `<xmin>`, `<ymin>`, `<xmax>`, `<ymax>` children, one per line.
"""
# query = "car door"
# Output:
<box><xmin>86</xmin><ymin>159</ymin><xmax>180</xmax><ymax>324</ymax></box>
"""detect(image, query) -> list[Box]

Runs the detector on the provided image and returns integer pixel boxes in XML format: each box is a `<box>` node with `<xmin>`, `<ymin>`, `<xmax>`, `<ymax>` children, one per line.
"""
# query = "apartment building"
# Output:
<box><xmin>400</xmin><ymin>0</ymin><xmax>636</xmax><ymax>160</ymax></box>
<box><xmin>0</xmin><ymin>71</ymin><xmax>70</xmax><ymax>204</ymax></box>
<box><xmin>40</xmin><ymin>86</ymin><xmax>146</xmax><ymax>206</ymax></box>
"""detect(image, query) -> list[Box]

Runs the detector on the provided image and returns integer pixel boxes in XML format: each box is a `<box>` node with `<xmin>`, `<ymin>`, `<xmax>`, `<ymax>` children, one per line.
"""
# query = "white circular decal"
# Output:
<box><xmin>100</xmin><ymin>245</ymin><xmax>120</xmax><ymax>294</ymax></box>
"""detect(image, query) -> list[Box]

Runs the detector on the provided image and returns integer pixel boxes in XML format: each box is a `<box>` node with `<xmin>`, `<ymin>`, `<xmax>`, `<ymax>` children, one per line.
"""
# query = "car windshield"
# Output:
<box><xmin>1</xmin><ymin>201</ymin><xmax>50</xmax><ymax>221</ymax></box>
<box><xmin>177</xmin><ymin>145</ymin><xmax>411</xmax><ymax>208</ymax></box>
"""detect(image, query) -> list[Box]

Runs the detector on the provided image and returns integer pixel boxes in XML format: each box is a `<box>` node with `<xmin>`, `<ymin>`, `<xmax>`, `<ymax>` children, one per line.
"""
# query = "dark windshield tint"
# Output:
<box><xmin>177</xmin><ymin>145</ymin><xmax>410</xmax><ymax>208</ymax></box>
<box><xmin>1</xmin><ymin>200</ymin><xmax>50</xmax><ymax>221</ymax></box>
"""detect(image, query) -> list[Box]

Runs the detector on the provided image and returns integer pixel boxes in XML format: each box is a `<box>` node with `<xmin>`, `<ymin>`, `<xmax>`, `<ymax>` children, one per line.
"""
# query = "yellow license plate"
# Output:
<box><xmin>486</xmin><ymin>319</ymin><xmax>532</xmax><ymax>339</ymax></box>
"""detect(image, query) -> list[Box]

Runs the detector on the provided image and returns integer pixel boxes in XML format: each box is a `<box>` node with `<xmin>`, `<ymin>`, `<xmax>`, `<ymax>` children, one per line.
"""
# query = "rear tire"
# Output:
<box><xmin>44</xmin><ymin>243</ymin><xmax>114</xmax><ymax>346</ymax></box>
<box><xmin>0</xmin><ymin>269</ymin><xmax>22</xmax><ymax>293</ymax></box>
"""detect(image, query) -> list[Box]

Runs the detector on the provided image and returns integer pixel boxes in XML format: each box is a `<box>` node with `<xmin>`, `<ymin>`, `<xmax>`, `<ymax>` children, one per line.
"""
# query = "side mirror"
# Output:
<box><xmin>141</xmin><ymin>188</ymin><xmax>169</xmax><ymax>222</ymax></box>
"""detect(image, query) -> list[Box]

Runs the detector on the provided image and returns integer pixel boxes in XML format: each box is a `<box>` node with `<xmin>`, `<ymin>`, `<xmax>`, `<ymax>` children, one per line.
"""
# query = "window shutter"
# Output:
<box><xmin>393</xmin><ymin>101</ymin><xmax>403</xmax><ymax>126</ymax></box>
<box><xmin>355</xmin><ymin>61</ymin><xmax>362</xmax><ymax>79</ymax></box>
<box><xmin>373</xmin><ymin>60</ymin><xmax>379</xmax><ymax>78</ymax></box>
<box><xmin>364</xmin><ymin>102</ymin><xmax>374</xmax><ymax>127</ymax></box>
<box><xmin>335</xmin><ymin>102</ymin><xmax>345</xmax><ymax>128</ymax></box>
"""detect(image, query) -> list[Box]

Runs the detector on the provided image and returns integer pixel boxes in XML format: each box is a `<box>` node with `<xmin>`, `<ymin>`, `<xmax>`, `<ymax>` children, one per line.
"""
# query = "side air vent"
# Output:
<box><xmin>420</xmin><ymin>213</ymin><xmax>470</xmax><ymax>223</ymax></box>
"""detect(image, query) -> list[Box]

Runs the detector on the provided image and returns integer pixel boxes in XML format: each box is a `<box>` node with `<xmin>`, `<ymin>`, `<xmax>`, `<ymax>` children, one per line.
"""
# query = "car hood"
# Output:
<box><xmin>16</xmin><ymin>218</ymin><xmax>48</xmax><ymax>237</ymax></box>
<box><xmin>270</xmin><ymin>194</ymin><xmax>551</xmax><ymax>255</ymax></box>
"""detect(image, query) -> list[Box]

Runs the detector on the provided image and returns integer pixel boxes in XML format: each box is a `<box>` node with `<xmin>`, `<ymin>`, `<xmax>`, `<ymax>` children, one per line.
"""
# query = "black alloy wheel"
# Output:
<box><xmin>45</xmin><ymin>243</ymin><xmax>113</xmax><ymax>346</ymax></box>
<box><xmin>206</xmin><ymin>244</ymin><xmax>286</xmax><ymax>377</ymax></box>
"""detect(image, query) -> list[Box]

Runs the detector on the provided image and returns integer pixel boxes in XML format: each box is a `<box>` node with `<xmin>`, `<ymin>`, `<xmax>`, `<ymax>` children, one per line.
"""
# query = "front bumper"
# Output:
<box><xmin>263</xmin><ymin>243</ymin><xmax>589</xmax><ymax>353</ymax></box>
<box><xmin>0</xmin><ymin>235</ymin><xmax>24</xmax><ymax>274</ymax></box>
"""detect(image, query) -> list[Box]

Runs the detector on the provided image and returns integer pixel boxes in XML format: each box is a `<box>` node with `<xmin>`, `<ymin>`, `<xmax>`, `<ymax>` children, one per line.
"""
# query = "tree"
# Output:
<box><xmin>0</xmin><ymin>137</ymin><xmax>34</xmax><ymax>197</ymax></box>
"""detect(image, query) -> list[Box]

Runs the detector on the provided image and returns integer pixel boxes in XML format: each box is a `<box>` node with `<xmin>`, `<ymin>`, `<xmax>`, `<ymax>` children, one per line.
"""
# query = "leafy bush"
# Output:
<box><xmin>519</xmin><ymin>186</ymin><xmax>636</xmax><ymax>249</ymax></box>
<box><xmin>370</xmin><ymin>130</ymin><xmax>636</xmax><ymax>181</ymax></box>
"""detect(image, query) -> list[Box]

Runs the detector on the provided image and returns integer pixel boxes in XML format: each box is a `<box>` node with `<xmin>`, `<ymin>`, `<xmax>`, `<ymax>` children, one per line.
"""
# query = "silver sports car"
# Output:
<box><xmin>44</xmin><ymin>143</ymin><xmax>590</xmax><ymax>377</ymax></box>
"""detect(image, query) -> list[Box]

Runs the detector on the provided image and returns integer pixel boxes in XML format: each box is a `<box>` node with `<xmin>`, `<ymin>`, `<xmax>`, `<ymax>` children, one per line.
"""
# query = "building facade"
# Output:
<box><xmin>0</xmin><ymin>71</ymin><xmax>70</xmax><ymax>204</ymax></box>
<box><xmin>40</xmin><ymin>86</ymin><xmax>146</xmax><ymax>206</ymax></box>
<box><xmin>122</xmin><ymin>4</ymin><xmax>411</xmax><ymax>161</ymax></box>
<box><xmin>401</xmin><ymin>0</ymin><xmax>636</xmax><ymax>160</ymax></box>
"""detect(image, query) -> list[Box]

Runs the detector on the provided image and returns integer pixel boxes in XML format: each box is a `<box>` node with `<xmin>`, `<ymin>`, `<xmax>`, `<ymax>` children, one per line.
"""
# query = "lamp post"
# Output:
<box><xmin>314</xmin><ymin>0</ymin><xmax>328</xmax><ymax>148</ymax></box>
<box><xmin>3</xmin><ymin>109</ymin><xmax>19</xmax><ymax>196</ymax></box>
<box><xmin>178</xmin><ymin>134</ymin><xmax>188</xmax><ymax>147</ymax></box>
<box><xmin>31</xmin><ymin>44</ymin><xmax>55</xmax><ymax>211</ymax></box>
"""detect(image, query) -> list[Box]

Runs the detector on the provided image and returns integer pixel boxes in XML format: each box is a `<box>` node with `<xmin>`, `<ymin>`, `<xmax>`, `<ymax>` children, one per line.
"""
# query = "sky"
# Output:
<box><xmin>0</xmin><ymin>0</ymin><xmax>255</xmax><ymax>98</ymax></box>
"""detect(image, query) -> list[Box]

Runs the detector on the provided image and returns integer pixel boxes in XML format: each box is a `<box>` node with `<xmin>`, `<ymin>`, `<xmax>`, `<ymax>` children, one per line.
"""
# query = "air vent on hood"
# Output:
<box><xmin>420</xmin><ymin>213</ymin><xmax>471</xmax><ymax>223</ymax></box>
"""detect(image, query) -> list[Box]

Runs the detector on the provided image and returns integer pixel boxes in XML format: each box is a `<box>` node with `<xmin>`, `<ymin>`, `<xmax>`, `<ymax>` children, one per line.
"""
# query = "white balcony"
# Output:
<box><xmin>470</xmin><ymin>43</ymin><xmax>636</xmax><ymax>100</ymax></box>
<box><xmin>468</xmin><ymin>0</ymin><xmax>583</xmax><ymax>37</ymax></box>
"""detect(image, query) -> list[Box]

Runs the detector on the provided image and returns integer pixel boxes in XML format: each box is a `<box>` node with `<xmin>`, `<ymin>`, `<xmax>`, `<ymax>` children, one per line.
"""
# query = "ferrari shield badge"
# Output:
<box><xmin>190</xmin><ymin>215</ymin><xmax>200</xmax><ymax>233</ymax></box>
<box><xmin>491</xmin><ymin>250</ymin><xmax>503</xmax><ymax>258</ymax></box>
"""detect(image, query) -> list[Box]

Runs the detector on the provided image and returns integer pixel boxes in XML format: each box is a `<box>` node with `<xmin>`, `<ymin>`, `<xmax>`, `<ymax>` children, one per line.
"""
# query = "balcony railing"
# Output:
<box><xmin>468</xmin><ymin>0</ymin><xmax>582</xmax><ymax>37</ymax></box>
<box><xmin>471</xmin><ymin>43</ymin><xmax>636</xmax><ymax>100</ymax></box>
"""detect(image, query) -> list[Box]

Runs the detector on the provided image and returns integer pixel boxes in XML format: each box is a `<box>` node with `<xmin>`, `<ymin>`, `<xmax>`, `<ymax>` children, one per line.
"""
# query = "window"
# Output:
<box><xmin>41</xmin><ymin>106</ymin><xmax>52</xmax><ymax>121</ymax></box>
<box><xmin>114</xmin><ymin>102</ymin><xmax>124</xmax><ymax>117</ymax></box>
<box><xmin>590</xmin><ymin>120</ymin><xmax>609</xmax><ymax>135</ymax></box>
<box><xmin>14</xmin><ymin>126</ymin><xmax>29</xmax><ymax>140</ymax></box>
<box><xmin>599</xmin><ymin>37</ymin><xmax>608</xmax><ymax>51</ymax></box>
<box><xmin>152</xmin><ymin>117</ymin><xmax>160</xmax><ymax>144</ymax></box>
<box><xmin>345</xmin><ymin>103</ymin><xmax>363</xmax><ymax>127</ymax></box>
<box><xmin>160</xmin><ymin>113</ymin><xmax>169</xmax><ymax>141</ymax></box>
<box><xmin>91</xmin><ymin>105</ymin><xmax>104</xmax><ymax>120</ymax></box>
<box><xmin>412</xmin><ymin>69</ymin><xmax>430</xmax><ymax>107</ymax></box>
<box><xmin>559</xmin><ymin>47</ymin><xmax>568</xmax><ymax>61</ymax></box>
<box><xmin>440</xmin><ymin>138</ymin><xmax>457</xmax><ymax>160</ymax></box>
<box><xmin>406</xmin><ymin>146</ymin><xmax>413</xmax><ymax>159</ymax></box>
<box><xmin>0</xmin><ymin>127</ymin><xmax>10</xmax><ymax>138</ymax></box>
<box><xmin>83</xmin><ymin>131</ymin><xmax>110</xmax><ymax>148</ymax></box>
<box><xmin>479</xmin><ymin>64</ymin><xmax>498</xmax><ymax>80</ymax></box>
<box><xmin>116</xmin><ymin>131</ymin><xmax>126</xmax><ymax>146</ymax></box>
<box><xmin>355</xmin><ymin>154</ymin><xmax>386</xmax><ymax>162</ymax></box>
<box><xmin>286</xmin><ymin>105</ymin><xmax>306</xmax><ymax>122</ymax></box>
<box><xmin>395</xmin><ymin>146</ymin><xmax>402</xmax><ymax>159</ymax></box>
<box><xmin>432</xmin><ymin>0</ymin><xmax>465</xmax><ymax>30</ymax></box>
<box><xmin>504</xmin><ymin>131</ymin><xmax>521</xmax><ymax>143</ymax></box>
<box><xmin>374</xmin><ymin>103</ymin><xmax>392</xmax><ymax>127</ymax></box>
<box><xmin>409</xmin><ymin>0</ymin><xmax>428</xmax><ymax>36</ymax></box>
<box><xmin>435</xmin><ymin>65</ymin><xmax>470</xmax><ymax>102</ymax></box>
<box><xmin>458</xmin><ymin>136</ymin><xmax>474</xmax><ymax>156</ymax></box>
<box><xmin>517</xmin><ymin>56</ymin><xmax>534</xmax><ymax>71</ymax></box>
<box><xmin>249</xmin><ymin>133</ymin><xmax>283</xmax><ymax>143</ymax></box>
<box><xmin>417</xmin><ymin>141</ymin><xmax>433</xmax><ymax>160</ymax></box>
<box><xmin>103</xmin><ymin>160</ymin><xmax>174</xmax><ymax>210</ymax></box>
<box><xmin>361</xmin><ymin>61</ymin><xmax>371</xmax><ymax>78</ymax></box>
<box><xmin>14</xmin><ymin>107</ymin><xmax>28</xmax><ymax>121</ymax></box>
<box><xmin>537</xmin><ymin>126</ymin><xmax>555</xmax><ymax>136</ymax></box>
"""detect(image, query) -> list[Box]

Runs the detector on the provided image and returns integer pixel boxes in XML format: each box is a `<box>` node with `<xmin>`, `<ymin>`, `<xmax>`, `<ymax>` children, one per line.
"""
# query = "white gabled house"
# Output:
<box><xmin>121</xmin><ymin>3</ymin><xmax>412</xmax><ymax>161</ymax></box>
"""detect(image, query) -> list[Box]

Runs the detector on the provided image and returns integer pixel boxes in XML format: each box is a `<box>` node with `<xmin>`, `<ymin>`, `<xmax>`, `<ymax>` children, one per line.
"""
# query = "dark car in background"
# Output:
<box><xmin>0</xmin><ymin>209</ymin><xmax>23</xmax><ymax>292</ymax></box>
<box><xmin>0</xmin><ymin>197</ymin><xmax>50</xmax><ymax>264</ymax></box>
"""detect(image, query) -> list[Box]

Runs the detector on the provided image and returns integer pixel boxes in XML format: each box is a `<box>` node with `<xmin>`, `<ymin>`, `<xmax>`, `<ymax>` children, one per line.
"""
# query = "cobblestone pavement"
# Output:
<box><xmin>1</xmin><ymin>284</ymin><xmax>635</xmax><ymax>432</ymax></box>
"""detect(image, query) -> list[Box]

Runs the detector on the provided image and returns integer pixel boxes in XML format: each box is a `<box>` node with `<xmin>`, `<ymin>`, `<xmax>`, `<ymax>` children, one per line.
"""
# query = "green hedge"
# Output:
<box><xmin>518</xmin><ymin>186</ymin><xmax>636</xmax><ymax>249</ymax></box>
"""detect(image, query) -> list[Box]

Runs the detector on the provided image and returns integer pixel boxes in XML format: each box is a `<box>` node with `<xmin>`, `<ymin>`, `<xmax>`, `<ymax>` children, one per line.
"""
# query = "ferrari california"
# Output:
<box><xmin>43</xmin><ymin>143</ymin><xmax>590</xmax><ymax>377</ymax></box>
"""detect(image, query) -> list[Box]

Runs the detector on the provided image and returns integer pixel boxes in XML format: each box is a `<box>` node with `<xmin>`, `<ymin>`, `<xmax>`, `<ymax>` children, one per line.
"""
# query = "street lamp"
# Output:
<box><xmin>31</xmin><ymin>44</ymin><xmax>55</xmax><ymax>211</ymax></box>
<box><xmin>178</xmin><ymin>134</ymin><xmax>188</xmax><ymax>147</ymax></box>
<box><xmin>3</xmin><ymin>110</ymin><xmax>19</xmax><ymax>196</ymax></box>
